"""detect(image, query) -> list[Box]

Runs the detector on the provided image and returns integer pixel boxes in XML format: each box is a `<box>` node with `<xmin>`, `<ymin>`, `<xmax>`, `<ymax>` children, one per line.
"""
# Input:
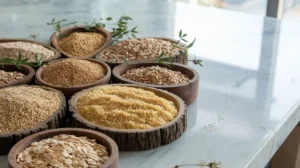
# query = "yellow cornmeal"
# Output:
<box><xmin>76</xmin><ymin>86</ymin><xmax>178</xmax><ymax>129</ymax></box>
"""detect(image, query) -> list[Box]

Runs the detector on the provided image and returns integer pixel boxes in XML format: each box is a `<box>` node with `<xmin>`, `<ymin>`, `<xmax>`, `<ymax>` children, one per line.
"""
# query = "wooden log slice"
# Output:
<box><xmin>0</xmin><ymin>85</ymin><xmax>66</xmax><ymax>155</ymax></box>
<box><xmin>50</xmin><ymin>26</ymin><xmax>112</xmax><ymax>59</ymax></box>
<box><xmin>0</xmin><ymin>38</ymin><xmax>61</xmax><ymax>64</ymax></box>
<box><xmin>95</xmin><ymin>37</ymin><xmax>188</xmax><ymax>69</ymax></box>
<box><xmin>69</xmin><ymin>84</ymin><xmax>187</xmax><ymax>151</ymax></box>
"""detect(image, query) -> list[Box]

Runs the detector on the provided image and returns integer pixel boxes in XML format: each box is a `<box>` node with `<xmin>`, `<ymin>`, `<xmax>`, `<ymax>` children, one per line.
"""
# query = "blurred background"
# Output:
<box><xmin>175</xmin><ymin>0</ymin><xmax>300</xmax><ymax>21</ymax></box>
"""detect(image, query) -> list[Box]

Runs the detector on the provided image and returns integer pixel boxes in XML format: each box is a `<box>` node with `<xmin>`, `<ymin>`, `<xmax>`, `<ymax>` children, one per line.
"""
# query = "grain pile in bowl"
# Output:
<box><xmin>17</xmin><ymin>134</ymin><xmax>109</xmax><ymax>168</ymax></box>
<box><xmin>0</xmin><ymin>41</ymin><xmax>55</xmax><ymax>61</ymax></box>
<box><xmin>41</xmin><ymin>59</ymin><xmax>106</xmax><ymax>87</ymax></box>
<box><xmin>76</xmin><ymin>85</ymin><xmax>178</xmax><ymax>129</ymax></box>
<box><xmin>0</xmin><ymin>70</ymin><xmax>25</xmax><ymax>84</ymax></box>
<box><xmin>101</xmin><ymin>38</ymin><xmax>181</xmax><ymax>61</ymax></box>
<box><xmin>58</xmin><ymin>32</ymin><xmax>106</xmax><ymax>57</ymax></box>
<box><xmin>0</xmin><ymin>86</ymin><xmax>60</xmax><ymax>133</ymax></box>
<box><xmin>122</xmin><ymin>66</ymin><xmax>189</xmax><ymax>85</ymax></box>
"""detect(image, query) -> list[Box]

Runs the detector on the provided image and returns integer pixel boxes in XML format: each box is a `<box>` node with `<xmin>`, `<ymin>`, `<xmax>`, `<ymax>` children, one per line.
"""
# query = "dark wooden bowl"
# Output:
<box><xmin>0</xmin><ymin>85</ymin><xmax>66</xmax><ymax>155</ymax></box>
<box><xmin>8</xmin><ymin>128</ymin><xmax>119</xmax><ymax>168</ymax></box>
<box><xmin>0</xmin><ymin>64</ymin><xmax>35</xmax><ymax>88</ymax></box>
<box><xmin>95</xmin><ymin>37</ymin><xmax>188</xmax><ymax>69</ymax></box>
<box><xmin>35</xmin><ymin>58</ymin><xmax>112</xmax><ymax>99</ymax></box>
<box><xmin>69</xmin><ymin>84</ymin><xmax>187</xmax><ymax>151</ymax></box>
<box><xmin>112</xmin><ymin>62</ymin><xmax>199</xmax><ymax>105</ymax></box>
<box><xmin>0</xmin><ymin>39</ymin><xmax>61</xmax><ymax>63</ymax></box>
<box><xmin>50</xmin><ymin>26</ymin><xmax>112</xmax><ymax>58</ymax></box>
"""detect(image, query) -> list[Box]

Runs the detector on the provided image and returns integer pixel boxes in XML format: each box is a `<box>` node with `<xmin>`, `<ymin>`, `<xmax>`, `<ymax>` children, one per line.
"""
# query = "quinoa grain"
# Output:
<box><xmin>42</xmin><ymin>59</ymin><xmax>106</xmax><ymax>87</ymax></box>
<box><xmin>0</xmin><ymin>86</ymin><xmax>60</xmax><ymax>133</ymax></box>
<box><xmin>58</xmin><ymin>32</ymin><xmax>106</xmax><ymax>57</ymax></box>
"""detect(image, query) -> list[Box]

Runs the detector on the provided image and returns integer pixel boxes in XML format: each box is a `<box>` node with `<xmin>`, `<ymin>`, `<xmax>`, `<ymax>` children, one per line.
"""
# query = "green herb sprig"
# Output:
<box><xmin>47</xmin><ymin>16</ymin><xmax>138</xmax><ymax>43</ymax></box>
<box><xmin>0</xmin><ymin>53</ymin><xmax>44</xmax><ymax>69</ymax></box>
<box><xmin>154</xmin><ymin>29</ymin><xmax>203</xmax><ymax>67</ymax></box>
<box><xmin>47</xmin><ymin>18</ymin><xmax>77</xmax><ymax>32</ymax></box>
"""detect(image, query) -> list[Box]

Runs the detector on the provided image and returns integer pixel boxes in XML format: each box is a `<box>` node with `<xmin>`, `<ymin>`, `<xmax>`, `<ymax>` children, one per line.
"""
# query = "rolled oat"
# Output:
<box><xmin>17</xmin><ymin>134</ymin><xmax>109</xmax><ymax>168</ymax></box>
<box><xmin>0</xmin><ymin>70</ymin><xmax>25</xmax><ymax>85</ymax></box>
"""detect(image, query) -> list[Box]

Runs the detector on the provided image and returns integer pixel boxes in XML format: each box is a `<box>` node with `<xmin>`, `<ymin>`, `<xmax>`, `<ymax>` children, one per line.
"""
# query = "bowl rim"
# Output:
<box><xmin>112</xmin><ymin>62</ymin><xmax>199</xmax><ymax>88</ymax></box>
<box><xmin>69</xmin><ymin>83</ymin><xmax>186</xmax><ymax>133</ymax></box>
<box><xmin>95</xmin><ymin>37</ymin><xmax>187</xmax><ymax>64</ymax></box>
<box><xmin>35</xmin><ymin>58</ymin><xmax>112</xmax><ymax>89</ymax></box>
<box><xmin>0</xmin><ymin>64</ymin><xmax>35</xmax><ymax>88</ymax></box>
<box><xmin>0</xmin><ymin>85</ymin><xmax>65</xmax><ymax>136</ymax></box>
<box><xmin>0</xmin><ymin>38</ymin><xmax>61</xmax><ymax>63</ymax></box>
<box><xmin>50</xmin><ymin>25</ymin><xmax>112</xmax><ymax>58</ymax></box>
<box><xmin>8</xmin><ymin>128</ymin><xmax>119</xmax><ymax>168</ymax></box>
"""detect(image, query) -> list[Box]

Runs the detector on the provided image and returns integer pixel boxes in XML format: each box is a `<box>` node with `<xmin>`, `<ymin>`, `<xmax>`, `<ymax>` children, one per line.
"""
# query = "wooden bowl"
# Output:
<box><xmin>0</xmin><ymin>64</ymin><xmax>35</xmax><ymax>88</ymax></box>
<box><xmin>0</xmin><ymin>38</ymin><xmax>61</xmax><ymax>63</ymax></box>
<box><xmin>95</xmin><ymin>37</ymin><xmax>188</xmax><ymax>69</ymax></box>
<box><xmin>35</xmin><ymin>58</ymin><xmax>111</xmax><ymax>99</ymax></box>
<box><xmin>69</xmin><ymin>84</ymin><xmax>187</xmax><ymax>151</ymax></box>
<box><xmin>0</xmin><ymin>85</ymin><xmax>66</xmax><ymax>155</ymax></box>
<box><xmin>112</xmin><ymin>62</ymin><xmax>199</xmax><ymax>105</ymax></box>
<box><xmin>50</xmin><ymin>26</ymin><xmax>112</xmax><ymax>58</ymax></box>
<box><xmin>8</xmin><ymin>128</ymin><xmax>119</xmax><ymax>168</ymax></box>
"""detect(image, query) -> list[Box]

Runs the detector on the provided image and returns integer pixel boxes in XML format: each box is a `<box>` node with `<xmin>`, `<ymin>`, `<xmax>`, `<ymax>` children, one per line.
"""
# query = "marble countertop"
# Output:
<box><xmin>1</xmin><ymin>0</ymin><xmax>300</xmax><ymax>167</ymax></box>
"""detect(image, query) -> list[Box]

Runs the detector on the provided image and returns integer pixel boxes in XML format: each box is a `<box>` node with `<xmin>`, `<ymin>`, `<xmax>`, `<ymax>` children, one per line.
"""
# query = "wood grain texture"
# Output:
<box><xmin>50</xmin><ymin>26</ymin><xmax>112</xmax><ymax>59</ymax></box>
<box><xmin>0</xmin><ymin>85</ymin><xmax>66</xmax><ymax>155</ymax></box>
<box><xmin>69</xmin><ymin>84</ymin><xmax>187</xmax><ymax>151</ymax></box>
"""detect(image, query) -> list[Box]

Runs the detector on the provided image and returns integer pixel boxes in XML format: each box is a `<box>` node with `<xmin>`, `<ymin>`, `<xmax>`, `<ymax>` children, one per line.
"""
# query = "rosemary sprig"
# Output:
<box><xmin>46</xmin><ymin>18</ymin><xmax>77</xmax><ymax>32</ymax></box>
<box><xmin>47</xmin><ymin>16</ymin><xmax>138</xmax><ymax>43</ymax></box>
<box><xmin>0</xmin><ymin>53</ymin><xmax>44</xmax><ymax>69</ymax></box>
<box><xmin>155</xmin><ymin>29</ymin><xmax>202</xmax><ymax>67</ymax></box>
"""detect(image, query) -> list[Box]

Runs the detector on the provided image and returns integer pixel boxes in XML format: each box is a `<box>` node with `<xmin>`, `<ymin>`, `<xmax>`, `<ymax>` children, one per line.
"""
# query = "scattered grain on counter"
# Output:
<box><xmin>0</xmin><ymin>70</ymin><xmax>25</xmax><ymax>84</ymax></box>
<box><xmin>58</xmin><ymin>32</ymin><xmax>106</xmax><ymax>57</ymax></box>
<box><xmin>17</xmin><ymin>134</ymin><xmax>109</xmax><ymax>168</ymax></box>
<box><xmin>42</xmin><ymin>59</ymin><xmax>106</xmax><ymax>87</ymax></box>
<box><xmin>0</xmin><ymin>41</ymin><xmax>55</xmax><ymax>61</ymax></box>
<box><xmin>101</xmin><ymin>38</ymin><xmax>181</xmax><ymax>61</ymax></box>
<box><xmin>76</xmin><ymin>85</ymin><xmax>178</xmax><ymax>129</ymax></box>
<box><xmin>0</xmin><ymin>86</ymin><xmax>60</xmax><ymax>133</ymax></box>
<box><xmin>122</xmin><ymin>66</ymin><xmax>190</xmax><ymax>85</ymax></box>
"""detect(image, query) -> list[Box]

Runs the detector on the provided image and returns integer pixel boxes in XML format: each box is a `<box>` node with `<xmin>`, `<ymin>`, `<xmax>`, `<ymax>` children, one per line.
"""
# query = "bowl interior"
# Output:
<box><xmin>0</xmin><ymin>64</ymin><xmax>30</xmax><ymax>76</ymax></box>
<box><xmin>9</xmin><ymin>129</ymin><xmax>117</xmax><ymax>168</ymax></box>
<box><xmin>114</xmin><ymin>63</ymin><xmax>195</xmax><ymax>83</ymax></box>
<box><xmin>72</xmin><ymin>84</ymin><xmax>184</xmax><ymax>132</ymax></box>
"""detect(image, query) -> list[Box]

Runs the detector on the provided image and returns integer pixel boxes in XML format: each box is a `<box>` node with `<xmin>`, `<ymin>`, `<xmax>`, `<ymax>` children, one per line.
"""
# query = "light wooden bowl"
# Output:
<box><xmin>50</xmin><ymin>26</ymin><xmax>112</xmax><ymax>58</ymax></box>
<box><xmin>112</xmin><ymin>62</ymin><xmax>199</xmax><ymax>105</ymax></box>
<box><xmin>69</xmin><ymin>84</ymin><xmax>187</xmax><ymax>151</ymax></box>
<box><xmin>8</xmin><ymin>128</ymin><xmax>119</xmax><ymax>168</ymax></box>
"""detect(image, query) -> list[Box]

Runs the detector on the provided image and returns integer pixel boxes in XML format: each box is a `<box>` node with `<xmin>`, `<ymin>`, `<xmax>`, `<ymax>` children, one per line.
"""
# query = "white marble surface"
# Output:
<box><xmin>1</xmin><ymin>0</ymin><xmax>300</xmax><ymax>168</ymax></box>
